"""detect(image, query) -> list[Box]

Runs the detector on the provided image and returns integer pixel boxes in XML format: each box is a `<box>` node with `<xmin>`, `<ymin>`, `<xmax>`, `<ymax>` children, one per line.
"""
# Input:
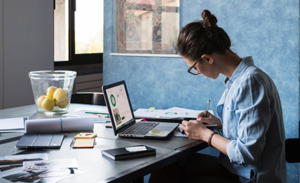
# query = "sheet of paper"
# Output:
<box><xmin>0</xmin><ymin>117</ymin><xmax>28</xmax><ymax>131</ymax></box>
<box><xmin>0</xmin><ymin>156</ymin><xmax>82</xmax><ymax>182</ymax></box>
<box><xmin>164</xmin><ymin>107</ymin><xmax>214</xmax><ymax>116</ymax></box>
<box><xmin>157</xmin><ymin>110</ymin><xmax>214</xmax><ymax>119</ymax></box>
<box><xmin>174</xmin><ymin>131</ymin><xmax>188</xmax><ymax>137</ymax></box>
<box><xmin>23</xmin><ymin>158</ymin><xmax>78</xmax><ymax>171</ymax></box>
<box><xmin>126</xmin><ymin>146</ymin><xmax>147</xmax><ymax>152</ymax></box>
<box><xmin>25</xmin><ymin>117</ymin><xmax>94</xmax><ymax>133</ymax></box>
<box><xmin>134</xmin><ymin>109</ymin><xmax>161</xmax><ymax>119</ymax></box>
<box><xmin>63</xmin><ymin>110</ymin><xmax>110</xmax><ymax>123</ymax></box>
<box><xmin>0</xmin><ymin>129</ymin><xmax>25</xmax><ymax>133</ymax></box>
<box><xmin>0</xmin><ymin>153</ymin><xmax>48</xmax><ymax>178</ymax></box>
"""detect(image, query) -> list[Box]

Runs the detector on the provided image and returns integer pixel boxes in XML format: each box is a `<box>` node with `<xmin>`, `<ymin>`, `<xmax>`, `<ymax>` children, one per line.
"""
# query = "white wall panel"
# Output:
<box><xmin>3</xmin><ymin>0</ymin><xmax>54</xmax><ymax>108</ymax></box>
<box><xmin>0</xmin><ymin>0</ymin><xmax>3</xmax><ymax>109</ymax></box>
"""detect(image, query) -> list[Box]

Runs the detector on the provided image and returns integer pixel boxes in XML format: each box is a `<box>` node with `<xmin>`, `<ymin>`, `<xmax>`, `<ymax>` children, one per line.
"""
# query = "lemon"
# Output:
<box><xmin>36</xmin><ymin>95</ymin><xmax>46</xmax><ymax>107</ymax></box>
<box><xmin>53</xmin><ymin>89</ymin><xmax>67</xmax><ymax>103</ymax></box>
<box><xmin>41</xmin><ymin>97</ymin><xmax>55</xmax><ymax>111</ymax></box>
<box><xmin>46</xmin><ymin>86</ymin><xmax>57</xmax><ymax>99</ymax></box>
<box><xmin>56</xmin><ymin>98</ymin><xmax>69</xmax><ymax>108</ymax></box>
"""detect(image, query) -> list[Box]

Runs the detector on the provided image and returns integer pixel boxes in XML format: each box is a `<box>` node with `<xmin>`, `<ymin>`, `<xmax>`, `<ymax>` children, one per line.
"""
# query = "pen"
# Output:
<box><xmin>204</xmin><ymin>100</ymin><xmax>210</xmax><ymax>117</ymax></box>
<box><xmin>85</xmin><ymin>112</ymin><xmax>109</xmax><ymax>115</ymax></box>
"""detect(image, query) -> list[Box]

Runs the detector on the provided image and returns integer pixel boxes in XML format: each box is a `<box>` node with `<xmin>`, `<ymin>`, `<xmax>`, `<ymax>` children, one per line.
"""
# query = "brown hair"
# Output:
<box><xmin>177</xmin><ymin>10</ymin><xmax>231</xmax><ymax>61</ymax></box>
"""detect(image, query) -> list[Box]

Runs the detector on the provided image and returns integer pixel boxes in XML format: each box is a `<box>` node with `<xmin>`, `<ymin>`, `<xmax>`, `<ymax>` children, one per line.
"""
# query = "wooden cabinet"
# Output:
<box><xmin>0</xmin><ymin>0</ymin><xmax>54</xmax><ymax>109</ymax></box>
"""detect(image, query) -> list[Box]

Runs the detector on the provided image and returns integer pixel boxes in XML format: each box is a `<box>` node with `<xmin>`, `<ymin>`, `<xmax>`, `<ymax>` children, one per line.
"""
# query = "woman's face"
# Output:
<box><xmin>183</xmin><ymin>56</ymin><xmax>220</xmax><ymax>79</ymax></box>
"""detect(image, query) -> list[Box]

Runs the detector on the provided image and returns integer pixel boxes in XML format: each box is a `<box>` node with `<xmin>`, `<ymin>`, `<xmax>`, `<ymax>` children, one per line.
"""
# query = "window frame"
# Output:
<box><xmin>54</xmin><ymin>0</ymin><xmax>103</xmax><ymax>67</ymax></box>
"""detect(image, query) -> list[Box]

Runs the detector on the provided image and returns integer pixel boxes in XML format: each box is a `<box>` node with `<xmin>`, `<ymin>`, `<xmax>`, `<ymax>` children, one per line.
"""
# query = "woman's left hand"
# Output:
<box><xmin>180</xmin><ymin>120</ymin><xmax>211</xmax><ymax>141</ymax></box>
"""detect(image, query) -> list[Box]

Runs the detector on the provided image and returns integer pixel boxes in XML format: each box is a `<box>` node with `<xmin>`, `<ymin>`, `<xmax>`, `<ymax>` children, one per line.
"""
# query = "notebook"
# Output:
<box><xmin>102</xmin><ymin>80</ymin><xmax>179</xmax><ymax>139</ymax></box>
<box><xmin>16</xmin><ymin>133</ymin><xmax>64</xmax><ymax>149</ymax></box>
<box><xmin>102</xmin><ymin>145</ymin><xmax>156</xmax><ymax>160</ymax></box>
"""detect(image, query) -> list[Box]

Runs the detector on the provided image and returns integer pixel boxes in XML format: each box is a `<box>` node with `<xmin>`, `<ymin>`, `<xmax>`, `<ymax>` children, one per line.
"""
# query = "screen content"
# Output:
<box><xmin>106</xmin><ymin>84</ymin><xmax>133</xmax><ymax>129</ymax></box>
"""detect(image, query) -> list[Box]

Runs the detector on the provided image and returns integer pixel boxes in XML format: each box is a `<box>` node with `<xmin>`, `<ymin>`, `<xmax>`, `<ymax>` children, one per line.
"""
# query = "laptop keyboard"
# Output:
<box><xmin>121</xmin><ymin>122</ymin><xmax>159</xmax><ymax>135</ymax></box>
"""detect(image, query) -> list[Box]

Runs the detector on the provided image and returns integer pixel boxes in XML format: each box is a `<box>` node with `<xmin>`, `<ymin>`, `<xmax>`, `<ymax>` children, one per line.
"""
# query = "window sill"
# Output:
<box><xmin>110</xmin><ymin>53</ymin><xmax>182</xmax><ymax>57</ymax></box>
<box><xmin>54</xmin><ymin>63</ymin><xmax>102</xmax><ymax>76</ymax></box>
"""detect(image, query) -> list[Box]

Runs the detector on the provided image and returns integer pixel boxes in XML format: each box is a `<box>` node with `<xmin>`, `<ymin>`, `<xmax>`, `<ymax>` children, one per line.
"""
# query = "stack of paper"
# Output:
<box><xmin>0</xmin><ymin>117</ymin><xmax>28</xmax><ymax>132</ymax></box>
<box><xmin>63</xmin><ymin>110</ymin><xmax>110</xmax><ymax>123</ymax></box>
<box><xmin>134</xmin><ymin>107</ymin><xmax>213</xmax><ymax>119</ymax></box>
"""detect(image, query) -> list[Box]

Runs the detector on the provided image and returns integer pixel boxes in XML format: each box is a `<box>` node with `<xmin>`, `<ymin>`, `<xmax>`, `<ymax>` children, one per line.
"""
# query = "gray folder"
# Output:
<box><xmin>16</xmin><ymin>133</ymin><xmax>64</xmax><ymax>149</ymax></box>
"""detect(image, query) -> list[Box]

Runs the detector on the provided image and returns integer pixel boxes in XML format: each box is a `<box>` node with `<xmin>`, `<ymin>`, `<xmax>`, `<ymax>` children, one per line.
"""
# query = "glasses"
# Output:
<box><xmin>187</xmin><ymin>60</ymin><xmax>200</xmax><ymax>75</ymax></box>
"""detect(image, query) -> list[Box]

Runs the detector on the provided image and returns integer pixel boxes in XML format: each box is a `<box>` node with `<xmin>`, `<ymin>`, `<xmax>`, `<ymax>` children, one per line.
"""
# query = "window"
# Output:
<box><xmin>54</xmin><ymin>0</ymin><xmax>103</xmax><ymax>66</ymax></box>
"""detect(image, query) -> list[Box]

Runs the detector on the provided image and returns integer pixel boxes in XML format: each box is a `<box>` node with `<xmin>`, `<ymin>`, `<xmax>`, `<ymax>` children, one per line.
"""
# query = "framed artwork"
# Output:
<box><xmin>115</xmin><ymin>0</ymin><xmax>180</xmax><ymax>54</ymax></box>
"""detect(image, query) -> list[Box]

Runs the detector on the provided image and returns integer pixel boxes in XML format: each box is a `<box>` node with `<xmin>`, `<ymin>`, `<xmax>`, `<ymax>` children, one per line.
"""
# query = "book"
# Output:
<box><xmin>74</xmin><ymin>133</ymin><xmax>97</xmax><ymax>139</ymax></box>
<box><xmin>101</xmin><ymin>145</ymin><xmax>156</xmax><ymax>160</ymax></box>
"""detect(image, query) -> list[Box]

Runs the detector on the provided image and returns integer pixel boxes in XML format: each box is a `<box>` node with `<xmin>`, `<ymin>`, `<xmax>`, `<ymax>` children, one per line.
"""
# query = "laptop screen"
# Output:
<box><xmin>105</xmin><ymin>83</ymin><xmax>134</xmax><ymax>130</ymax></box>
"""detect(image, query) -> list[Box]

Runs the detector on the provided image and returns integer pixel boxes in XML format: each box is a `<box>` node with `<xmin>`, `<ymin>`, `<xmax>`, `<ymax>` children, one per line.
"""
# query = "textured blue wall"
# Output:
<box><xmin>104</xmin><ymin>0</ymin><xmax>299</xmax><ymax>182</ymax></box>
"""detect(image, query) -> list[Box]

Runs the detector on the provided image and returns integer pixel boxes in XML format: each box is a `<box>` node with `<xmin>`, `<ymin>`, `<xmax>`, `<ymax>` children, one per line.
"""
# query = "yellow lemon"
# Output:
<box><xmin>36</xmin><ymin>95</ymin><xmax>46</xmax><ymax>107</ymax></box>
<box><xmin>56</xmin><ymin>98</ymin><xmax>69</xmax><ymax>108</ymax></box>
<box><xmin>46</xmin><ymin>86</ymin><xmax>57</xmax><ymax>99</ymax></box>
<box><xmin>41</xmin><ymin>97</ymin><xmax>55</xmax><ymax>111</ymax></box>
<box><xmin>53</xmin><ymin>89</ymin><xmax>67</xmax><ymax>103</ymax></box>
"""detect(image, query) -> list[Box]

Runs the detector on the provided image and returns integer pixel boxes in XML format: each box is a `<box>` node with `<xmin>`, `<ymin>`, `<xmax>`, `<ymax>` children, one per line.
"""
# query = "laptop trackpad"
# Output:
<box><xmin>155</xmin><ymin>123</ymin><xmax>178</xmax><ymax>131</ymax></box>
<box><xmin>146</xmin><ymin>123</ymin><xmax>178</xmax><ymax>137</ymax></box>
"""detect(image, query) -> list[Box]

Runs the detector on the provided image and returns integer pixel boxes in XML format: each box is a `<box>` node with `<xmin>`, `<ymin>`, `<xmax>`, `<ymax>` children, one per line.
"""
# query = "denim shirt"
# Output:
<box><xmin>216</xmin><ymin>56</ymin><xmax>287</xmax><ymax>183</ymax></box>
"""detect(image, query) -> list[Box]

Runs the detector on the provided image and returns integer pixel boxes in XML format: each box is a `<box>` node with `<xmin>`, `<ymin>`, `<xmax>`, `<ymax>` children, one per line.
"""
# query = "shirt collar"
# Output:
<box><xmin>225</xmin><ymin>56</ymin><xmax>254</xmax><ymax>88</ymax></box>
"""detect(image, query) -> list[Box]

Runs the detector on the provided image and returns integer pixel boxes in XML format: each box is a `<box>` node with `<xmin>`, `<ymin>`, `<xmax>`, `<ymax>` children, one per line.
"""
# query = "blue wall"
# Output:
<box><xmin>104</xmin><ymin>0</ymin><xmax>299</xmax><ymax>182</ymax></box>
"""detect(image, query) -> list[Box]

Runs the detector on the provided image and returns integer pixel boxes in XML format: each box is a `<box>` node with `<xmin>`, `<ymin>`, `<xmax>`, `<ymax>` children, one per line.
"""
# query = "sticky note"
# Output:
<box><xmin>74</xmin><ymin>133</ymin><xmax>97</xmax><ymax>139</ymax></box>
<box><xmin>73</xmin><ymin>139</ymin><xmax>95</xmax><ymax>148</ymax></box>
<box><xmin>149</xmin><ymin>107</ymin><xmax>155</xmax><ymax>110</ymax></box>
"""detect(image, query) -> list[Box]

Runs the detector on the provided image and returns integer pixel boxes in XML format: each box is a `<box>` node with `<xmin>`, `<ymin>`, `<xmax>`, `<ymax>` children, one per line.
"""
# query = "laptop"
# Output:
<box><xmin>102</xmin><ymin>80</ymin><xmax>179</xmax><ymax>139</ymax></box>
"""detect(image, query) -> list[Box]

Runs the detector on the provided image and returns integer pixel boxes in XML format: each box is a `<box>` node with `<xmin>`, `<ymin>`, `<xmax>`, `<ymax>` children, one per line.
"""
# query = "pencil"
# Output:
<box><xmin>85</xmin><ymin>112</ymin><xmax>109</xmax><ymax>115</ymax></box>
<box><xmin>204</xmin><ymin>100</ymin><xmax>210</xmax><ymax>117</ymax></box>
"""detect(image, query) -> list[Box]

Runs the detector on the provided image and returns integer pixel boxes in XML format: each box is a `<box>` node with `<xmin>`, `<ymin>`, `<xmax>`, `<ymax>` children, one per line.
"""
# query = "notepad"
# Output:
<box><xmin>73</xmin><ymin>139</ymin><xmax>95</xmax><ymax>148</ymax></box>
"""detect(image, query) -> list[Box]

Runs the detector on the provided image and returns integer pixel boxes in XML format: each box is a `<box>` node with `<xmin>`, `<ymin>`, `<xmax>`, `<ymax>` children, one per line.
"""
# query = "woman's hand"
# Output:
<box><xmin>180</xmin><ymin>120</ymin><xmax>211</xmax><ymax>141</ymax></box>
<box><xmin>197</xmin><ymin>111</ymin><xmax>222</xmax><ymax>128</ymax></box>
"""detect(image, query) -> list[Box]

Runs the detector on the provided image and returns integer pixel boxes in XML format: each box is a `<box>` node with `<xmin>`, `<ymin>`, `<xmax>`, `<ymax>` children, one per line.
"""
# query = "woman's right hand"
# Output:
<box><xmin>197</xmin><ymin>111</ymin><xmax>222</xmax><ymax>128</ymax></box>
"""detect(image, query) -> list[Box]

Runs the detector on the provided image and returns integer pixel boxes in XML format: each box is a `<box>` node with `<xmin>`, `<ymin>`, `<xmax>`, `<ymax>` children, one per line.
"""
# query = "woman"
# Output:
<box><xmin>149</xmin><ymin>10</ymin><xmax>286</xmax><ymax>183</ymax></box>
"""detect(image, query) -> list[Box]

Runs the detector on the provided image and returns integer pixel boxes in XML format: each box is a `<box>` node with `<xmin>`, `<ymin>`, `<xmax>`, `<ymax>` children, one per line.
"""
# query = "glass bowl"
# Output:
<box><xmin>29</xmin><ymin>70</ymin><xmax>77</xmax><ymax>114</ymax></box>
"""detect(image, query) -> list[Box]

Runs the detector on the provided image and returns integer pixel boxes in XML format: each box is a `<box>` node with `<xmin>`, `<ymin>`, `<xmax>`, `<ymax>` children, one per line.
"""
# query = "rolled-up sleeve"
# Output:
<box><xmin>226</xmin><ymin>75</ymin><xmax>271</xmax><ymax>165</ymax></box>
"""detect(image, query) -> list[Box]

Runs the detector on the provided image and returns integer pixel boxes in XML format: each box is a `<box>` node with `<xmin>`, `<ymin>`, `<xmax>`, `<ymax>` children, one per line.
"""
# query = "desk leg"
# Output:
<box><xmin>178</xmin><ymin>156</ymin><xmax>187</xmax><ymax>183</ymax></box>
<box><xmin>132</xmin><ymin>176</ymin><xmax>144</xmax><ymax>183</ymax></box>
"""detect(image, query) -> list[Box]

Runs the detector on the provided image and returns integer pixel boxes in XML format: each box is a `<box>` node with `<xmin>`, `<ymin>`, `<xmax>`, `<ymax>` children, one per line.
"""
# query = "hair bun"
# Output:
<box><xmin>201</xmin><ymin>10</ymin><xmax>218</xmax><ymax>28</ymax></box>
